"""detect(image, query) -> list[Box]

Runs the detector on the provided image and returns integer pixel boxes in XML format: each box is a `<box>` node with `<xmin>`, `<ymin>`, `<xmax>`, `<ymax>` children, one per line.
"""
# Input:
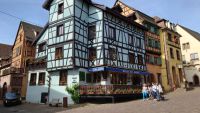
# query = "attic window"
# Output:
<box><xmin>58</xmin><ymin>3</ymin><xmax>64</xmax><ymax>15</ymax></box>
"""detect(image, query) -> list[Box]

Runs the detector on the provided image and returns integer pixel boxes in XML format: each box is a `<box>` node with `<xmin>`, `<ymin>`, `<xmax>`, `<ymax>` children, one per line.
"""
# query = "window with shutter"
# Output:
<box><xmin>55</xmin><ymin>47</ymin><xmax>63</xmax><ymax>59</ymax></box>
<box><xmin>59</xmin><ymin>70</ymin><xmax>67</xmax><ymax>86</ymax></box>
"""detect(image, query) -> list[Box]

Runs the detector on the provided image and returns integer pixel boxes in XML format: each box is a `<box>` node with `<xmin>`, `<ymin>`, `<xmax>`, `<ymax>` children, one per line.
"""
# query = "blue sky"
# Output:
<box><xmin>0</xmin><ymin>0</ymin><xmax>200</xmax><ymax>45</ymax></box>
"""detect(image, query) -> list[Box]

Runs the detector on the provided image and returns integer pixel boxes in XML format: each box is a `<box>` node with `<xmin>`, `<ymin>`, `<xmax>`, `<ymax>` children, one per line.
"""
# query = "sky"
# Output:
<box><xmin>0</xmin><ymin>0</ymin><xmax>200</xmax><ymax>45</ymax></box>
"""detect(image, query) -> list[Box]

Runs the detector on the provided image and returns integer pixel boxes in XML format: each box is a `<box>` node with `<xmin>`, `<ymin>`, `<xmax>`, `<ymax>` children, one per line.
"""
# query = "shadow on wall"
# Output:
<box><xmin>26</xmin><ymin>85</ymin><xmax>73</xmax><ymax>105</ymax></box>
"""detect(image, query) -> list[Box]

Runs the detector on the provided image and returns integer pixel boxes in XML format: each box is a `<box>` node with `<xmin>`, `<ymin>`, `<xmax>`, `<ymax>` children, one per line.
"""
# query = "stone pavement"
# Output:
<box><xmin>58</xmin><ymin>87</ymin><xmax>200</xmax><ymax>113</ymax></box>
<box><xmin>1</xmin><ymin>88</ymin><xmax>200</xmax><ymax>113</ymax></box>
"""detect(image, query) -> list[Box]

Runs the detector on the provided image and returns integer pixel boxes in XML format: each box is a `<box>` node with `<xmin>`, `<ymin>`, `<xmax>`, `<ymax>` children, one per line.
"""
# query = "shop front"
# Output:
<box><xmin>79</xmin><ymin>67</ymin><xmax>149</xmax><ymax>96</ymax></box>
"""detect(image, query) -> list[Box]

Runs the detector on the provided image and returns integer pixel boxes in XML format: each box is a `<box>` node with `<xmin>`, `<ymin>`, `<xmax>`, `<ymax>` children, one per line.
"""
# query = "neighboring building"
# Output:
<box><xmin>26</xmin><ymin>24</ymin><xmax>49</xmax><ymax>104</ymax></box>
<box><xmin>176</xmin><ymin>25</ymin><xmax>200</xmax><ymax>86</ymax></box>
<box><xmin>155</xmin><ymin>17</ymin><xmax>183</xmax><ymax>91</ymax></box>
<box><xmin>113</xmin><ymin>0</ymin><xmax>162</xmax><ymax>87</ymax></box>
<box><xmin>0</xmin><ymin>43</ymin><xmax>12</xmax><ymax>98</ymax></box>
<box><xmin>10</xmin><ymin>21</ymin><xmax>42</xmax><ymax>97</ymax></box>
<box><xmin>26</xmin><ymin>0</ymin><xmax>149</xmax><ymax>105</ymax></box>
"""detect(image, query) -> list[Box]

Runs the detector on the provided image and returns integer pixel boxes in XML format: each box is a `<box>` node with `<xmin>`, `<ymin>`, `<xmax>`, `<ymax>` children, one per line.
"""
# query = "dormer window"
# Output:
<box><xmin>58</xmin><ymin>3</ymin><xmax>64</xmax><ymax>15</ymax></box>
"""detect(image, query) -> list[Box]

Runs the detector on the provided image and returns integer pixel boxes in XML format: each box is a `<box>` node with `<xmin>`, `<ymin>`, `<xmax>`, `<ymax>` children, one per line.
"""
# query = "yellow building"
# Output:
<box><xmin>155</xmin><ymin>17</ymin><xmax>183</xmax><ymax>91</ymax></box>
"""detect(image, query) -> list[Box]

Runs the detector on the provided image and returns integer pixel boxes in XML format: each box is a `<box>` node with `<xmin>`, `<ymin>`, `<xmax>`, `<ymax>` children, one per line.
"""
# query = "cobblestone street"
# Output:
<box><xmin>58</xmin><ymin>87</ymin><xmax>200</xmax><ymax>113</ymax></box>
<box><xmin>1</xmin><ymin>88</ymin><xmax>200</xmax><ymax>113</ymax></box>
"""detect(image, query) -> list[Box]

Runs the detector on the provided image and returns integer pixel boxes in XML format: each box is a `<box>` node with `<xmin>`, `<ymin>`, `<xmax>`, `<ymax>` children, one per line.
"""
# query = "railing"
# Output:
<box><xmin>79</xmin><ymin>85</ymin><xmax>142</xmax><ymax>95</ymax></box>
<box><xmin>146</xmin><ymin>46</ymin><xmax>161</xmax><ymax>55</ymax></box>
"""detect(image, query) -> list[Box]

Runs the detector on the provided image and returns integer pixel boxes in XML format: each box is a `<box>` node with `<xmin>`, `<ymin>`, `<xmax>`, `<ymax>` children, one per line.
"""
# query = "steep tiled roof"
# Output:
<box><xmin>0</xmin><ymin>43</ymin><xmax>12</xmax><ymax>58</ymax></box>
<box><xmin>179</xmin><ymin>25</ymin><xmax>200</xmax><ymax>41</ymax></box>
<box><xmin>12</xmin><ymin>21</ymin><xmax>43</xmax><ymax>49</ymax></box>
<box><xmin>21</xmin><ymin>21</ymin><xmax>43</xmax><ymax>42</ymax></box>
<box><xmin>32</xmin><ymin>23</ymin><xmax>49</xmax><ymax>45</ymax></box>
<box><xmin>135</xmin><ymin>10</ymin><xmax>157</xmax><ymax>25</ymax></box>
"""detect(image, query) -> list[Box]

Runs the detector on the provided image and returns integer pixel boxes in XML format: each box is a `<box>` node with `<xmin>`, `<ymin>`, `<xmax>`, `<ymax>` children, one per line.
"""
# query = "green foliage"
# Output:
<box><xmin>66</xmin><ymin>84</ymin><xmax>80</xmax><ymax>104</ymax></box>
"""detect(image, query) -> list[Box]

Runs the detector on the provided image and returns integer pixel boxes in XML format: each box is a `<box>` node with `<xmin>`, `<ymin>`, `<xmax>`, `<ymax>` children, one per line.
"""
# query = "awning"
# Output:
<box><xmin>88</xmin><ymin>67</ymin><xmax>150</xmax><ymax>76</ymax></box>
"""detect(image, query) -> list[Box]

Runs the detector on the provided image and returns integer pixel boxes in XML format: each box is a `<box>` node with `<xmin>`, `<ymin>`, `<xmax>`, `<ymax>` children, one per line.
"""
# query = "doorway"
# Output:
<box><xmin>193</xmin><ymin>75</ymin><xmax>199</xmax><ymax>86</ymax></box>
<box><xmin>2</xmin><ymin>82</ymin><xmax>7</xmax><ymax>98</ymax></box>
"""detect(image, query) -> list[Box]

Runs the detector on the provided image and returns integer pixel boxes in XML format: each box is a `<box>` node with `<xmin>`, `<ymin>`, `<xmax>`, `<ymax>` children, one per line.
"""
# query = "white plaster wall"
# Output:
<box><xmin>176</xmin><ymin>25</ymin><xmax>200</xmax><ymax>83</ymax></box>
<box><xmin>49</xmin><ymin>69</ymin><xmax>80</xmax><ymax>105</ymax></box>
<box><xmin>26</xmin><ymin>70</ymin><xmax>49</xmax><ymax>103</ymax></box>
<box><xmin>176</xmin><ymin>25</ymin><xmax>200</xmax><ymax>64</ymax></box>
<box><xmin>184</xmin><ymin>66</ymin><xmax>200</xmax><ymax>84</ymax></box>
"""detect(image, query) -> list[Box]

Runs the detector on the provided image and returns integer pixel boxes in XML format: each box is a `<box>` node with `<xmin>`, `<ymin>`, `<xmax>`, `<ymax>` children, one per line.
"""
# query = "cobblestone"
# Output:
<box><xmin>1</xmin><ymin>88</ymin><xmax>199</xmax><ymax>113</ymax></box>
<box><xmin>58</xmin><ymin>88</ymin><xmax>200</xmax><ymax>113</ymax></box>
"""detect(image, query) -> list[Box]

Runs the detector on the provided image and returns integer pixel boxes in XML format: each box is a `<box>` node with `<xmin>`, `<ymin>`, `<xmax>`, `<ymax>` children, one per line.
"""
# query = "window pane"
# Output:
<box><xmin>89</xmin><ymin>25</ymin><xmax>96</xmax><ymax>39</ymax></box>
<box><xmin>38</xmin><ymin>72</ymin><xmax>45</xmax><ymax>85</ymax></box>
<box><xmin>30</xmin><ymin>73</ymin><xmax>36</xmax><ymax>86</ymax></box>
<box><xmin>59</xmin><ymin>70</ymin><xmax>67</xmax><ymax>86</ymax></box>
<box><xmin>58</xmin><ymin>3</ymin><xmax>64</xmax><ymax>14</ymax></box>
<box><xmin>57</xmin><ymin>24</ymin><xmax>64</xmax><ymax>36</ymax></box>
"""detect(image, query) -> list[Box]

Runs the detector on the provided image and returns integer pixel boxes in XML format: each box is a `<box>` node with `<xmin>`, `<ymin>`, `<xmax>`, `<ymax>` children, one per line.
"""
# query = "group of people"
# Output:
<box><xmin>142</xmin><ymin>83</ymin><xmax>164</xmax><ymax>101</ymax></box>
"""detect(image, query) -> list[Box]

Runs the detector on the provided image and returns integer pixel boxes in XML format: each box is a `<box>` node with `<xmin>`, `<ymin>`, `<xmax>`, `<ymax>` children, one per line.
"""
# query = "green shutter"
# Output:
<box><xmin>157</xmin><ymin>57</ymin><xmax>162</xmax><ymax>65</ymax></box>
<box><xmin>148</xmin><ymin>38</ymin><xmax>151</xmax><ymax>47</ymax></box>
<box><xmin>152</xmin><ymin>40</ymin><xmax>155</xmax><ymax>48</ymax></box>
<box><xmin>149</xmin><ymin>56</ymin><xmax>154</xmax><ymax>64</ymax></box>
<box><xmin>158</xmin><ymin>42</ymin><xmax>161</xmax><ymax>49</ymax></box>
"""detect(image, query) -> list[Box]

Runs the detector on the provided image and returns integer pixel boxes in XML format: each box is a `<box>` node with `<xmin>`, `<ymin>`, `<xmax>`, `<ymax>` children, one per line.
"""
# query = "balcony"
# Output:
<box><xmin>146</xmin><ymin>32</ymin><xmax>160</xmax><ymax>39</ymax></box>
<box><xmin>146</xmin><ymin>46</ymin><xmax>161</xmax><ymax>55</ymax></box>
<box><xmin>79</xmin><ymin>85</ymin><xmax>142</xmax><ymax>95</ymax></box>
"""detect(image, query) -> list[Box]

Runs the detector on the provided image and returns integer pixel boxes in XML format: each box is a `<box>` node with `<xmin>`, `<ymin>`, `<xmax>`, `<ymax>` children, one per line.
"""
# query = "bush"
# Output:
<box><xmin>66</xmin><ymin>84</ymin><xmax>80</xmax><ymax>104</ymax></box>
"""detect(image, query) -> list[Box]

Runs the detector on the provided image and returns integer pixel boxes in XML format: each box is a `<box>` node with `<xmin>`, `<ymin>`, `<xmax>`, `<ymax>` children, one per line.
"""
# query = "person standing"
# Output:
<box><xmin>142</xmin><ymin>84</ymin><xmax>148</xmax><ymax>101</ymax></box>
<box><xmin>152</xmin><ymin>83</ymin><xmax>157</xmax><ymax>100</ymax></box>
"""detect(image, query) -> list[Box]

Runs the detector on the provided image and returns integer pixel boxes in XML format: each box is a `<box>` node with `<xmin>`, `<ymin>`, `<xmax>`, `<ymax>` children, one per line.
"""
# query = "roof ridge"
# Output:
<box><xmin>179</xmin><ymin>25</ymin><xmax>200</xmax><ymax>41</ymax></box>
<box><xmin>21</xmin><ymin>21</ymin><xmax>43</xmax><ymax>29</ymax></box>
<box><xmin>0</xmin><ymin>43</ymin><xmax>12</xmax><ymax>46</ymax></box>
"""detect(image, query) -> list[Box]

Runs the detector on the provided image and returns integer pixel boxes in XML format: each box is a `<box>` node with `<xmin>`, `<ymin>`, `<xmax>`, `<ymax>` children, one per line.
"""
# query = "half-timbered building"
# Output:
<box><xmin>113</xmin><ymin>1</ymin><xmax>162</xmax><ymax>87</ymax></box>
<box><xmin>29</xmin><ymin>0</ymin><xmax>148</xmax><ymax>104</ymax></box>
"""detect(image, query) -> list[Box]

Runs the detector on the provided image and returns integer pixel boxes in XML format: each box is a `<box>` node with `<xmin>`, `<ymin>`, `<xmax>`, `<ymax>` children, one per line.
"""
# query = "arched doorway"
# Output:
<box><xmin>193</xmin><ymin>75</ymin><xmax>199</xmax><ymax>86</ymax></box>
<box><xmin>2</xmin><ymin>82</ymin><xmax>7</xmax><ymax>97</ymax></box>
